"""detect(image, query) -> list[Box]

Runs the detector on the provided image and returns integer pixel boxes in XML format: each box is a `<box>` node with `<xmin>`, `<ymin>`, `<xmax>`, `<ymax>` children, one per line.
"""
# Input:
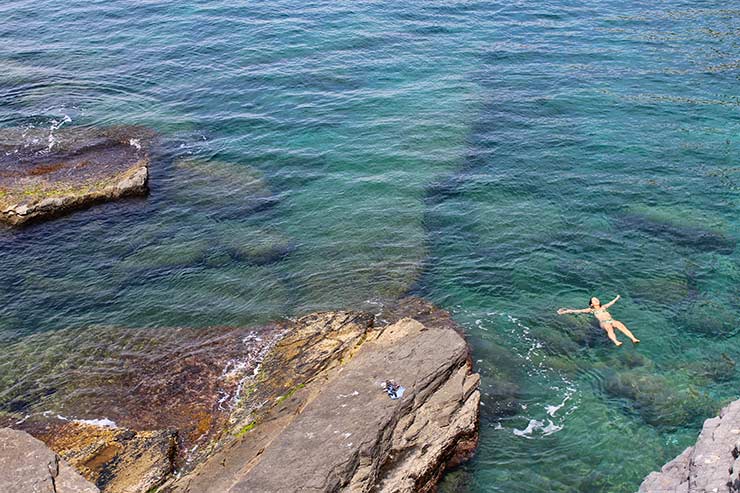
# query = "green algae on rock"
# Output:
<box><xmin>0</xmin><ymin>126</ymin><xmax>154</xmax><ymax>226</ymax></box>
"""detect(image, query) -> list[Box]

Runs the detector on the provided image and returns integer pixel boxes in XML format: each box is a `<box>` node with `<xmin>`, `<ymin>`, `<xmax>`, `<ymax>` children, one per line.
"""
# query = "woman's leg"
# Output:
<box><xmin>613</xmin><ymin>321</ymin><xmax>639</xmax><ymax>343</ymax></box>
<box><xmin>601</xmin><ymin>323</ymin><xmax>622</xmax><ymax>346</ymax></box>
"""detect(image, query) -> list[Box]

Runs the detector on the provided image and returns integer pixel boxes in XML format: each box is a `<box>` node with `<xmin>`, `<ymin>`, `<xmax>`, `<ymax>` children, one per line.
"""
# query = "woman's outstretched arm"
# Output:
<box><xmin>557</xmin><ymin>307</ymin><xmax>592</xmax><ymax>315</ymax></box>
<box><xmin>602</xmin><ymin>294</ymin><xmax>621</xmax><ymax>309</ymax></box>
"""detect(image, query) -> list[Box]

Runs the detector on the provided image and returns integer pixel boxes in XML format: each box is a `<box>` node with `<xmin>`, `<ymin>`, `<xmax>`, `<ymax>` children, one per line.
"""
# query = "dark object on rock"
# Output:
<box><xmin>639</xmin><ymin>399</ymin><xmax>740</xmax><ymax>492</ymax></box>
<box><xmin>0</xmin><ymin>125</ymin><xmax>154</xmax><ymax>225</ymax></box>
<box><xmin>0</xmin><ymin>427</ymin><xmax>99</xmax><ymax>493</ymax></box>
<box><xmin>384</xmin><ymin>380</ymin><xmax>405</xmax><ymax>400</ymax></box>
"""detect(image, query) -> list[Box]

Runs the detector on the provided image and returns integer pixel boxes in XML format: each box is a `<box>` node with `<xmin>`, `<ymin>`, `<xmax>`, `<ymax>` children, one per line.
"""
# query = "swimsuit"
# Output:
<box><xmin>593</xmin><ymin>308</ymin><xmax>614</xmax><ymax>324</ymax></box>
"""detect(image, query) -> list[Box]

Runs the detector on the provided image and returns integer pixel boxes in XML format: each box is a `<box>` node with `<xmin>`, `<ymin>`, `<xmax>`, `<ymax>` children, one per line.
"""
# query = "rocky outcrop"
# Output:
<box><xmin>639</xmin><ymin>399</ymin><xmax>740</xmax><ymax>493</ymax></box>
<box><xmin>1</xmin><ymin>298</ymin><xmax>480</xmax><ymax>493</ymax></box>
<box><xmin>0</xmin><ymin>427</ymin><xmax>99</xmax><ymax>493</ymax></box>
<box><xmin>0</xmin><ymin>126</ymin><xmax>153</xmax><ymax>225</ymax></box>
<box><xmin>16</xmin><ymin>418</ymin><xmax>177</xmax><ymax>493</ymax></box>
<box><xmin>166</xmin><ymin>298</ymin><xmax>480</xmax><ymax>493</ymax></box>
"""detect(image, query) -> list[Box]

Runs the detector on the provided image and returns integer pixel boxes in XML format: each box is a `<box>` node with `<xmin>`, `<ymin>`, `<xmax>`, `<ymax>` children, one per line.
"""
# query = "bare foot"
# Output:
<box><xmin>615</xmin><ymin>341</ymin><xmax>623</xmax><ymax>347</ymax></box>
<box><xmin>632</xmin><ymin>339</ymin><xmax>640</xmax><ymax>344</ymax></box>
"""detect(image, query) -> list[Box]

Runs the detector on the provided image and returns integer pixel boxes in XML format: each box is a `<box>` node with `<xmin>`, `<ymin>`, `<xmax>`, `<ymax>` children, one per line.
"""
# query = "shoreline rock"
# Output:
<box><xmin>2</xmin><ymin>298</ymin><xmax>480</xmax><ymax>493</ymax></box>
<box><xmin>168</xmin><ymin>298</ymin><xmax>480</xmax><ymax>493</ymax></box>
<box><xmin>639</xmin><ymin>399</ymin><xmax>740</xmax><ymax>492</ymax></box>
<box><xmin>0</xmin><ymin>126</ymin><xmax>154</xmax><ymax>226</ymax></box>
<box><xmin>0</xmin><ymin>427</ymin><xmax>99</xmax><ymax>493</ymax></box>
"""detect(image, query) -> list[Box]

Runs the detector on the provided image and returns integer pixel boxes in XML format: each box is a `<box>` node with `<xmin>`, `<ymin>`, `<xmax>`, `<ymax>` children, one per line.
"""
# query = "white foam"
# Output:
<box><xmin>513</xmin><ymin>419</ymin><xmax>543</xmax><ymax>437</ymax></box>
<box><xmin>513</xmin><ymin>418</ymin><xmax>563</xmax><ymax>438</ymax></box>
<box><xmin>74</xmin><ymin>418</ymin><xmax>118</xmax><ymax>428</ymax></box>
<box><xmin>46</xmin><ymin>115</ymin><xmax>72</xmax><ymax>151</ymax></box>
<box><xmin>546</xmin><ymin>393</ymin><xmax>572</xmax><ymax>417</ymax></box>
<box><xmin>542</xmin><ymin>420</ymin><xmax>563</xmax><ymax>435</ymax></box>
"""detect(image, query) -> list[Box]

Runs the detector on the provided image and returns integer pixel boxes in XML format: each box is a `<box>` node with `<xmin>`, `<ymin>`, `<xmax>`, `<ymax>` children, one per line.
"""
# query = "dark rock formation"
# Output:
<box><xmin>0</xmin><ymin>427</ymin><xmax>99</xmax><ymax>493</ymax></box>
<box><xmin>0</xmin><ymin>126</ymin><xmax>153</xmax><ymax>225</ymax></box>
<box><xmin>618</xmin><ymin>204</ymin><xmax>736</xmax><ymax>254</ymax></box>
<box><xmin>639</xmin><ymin>399</ymin><xmax>740</xmax><ymax>492</ymax></box>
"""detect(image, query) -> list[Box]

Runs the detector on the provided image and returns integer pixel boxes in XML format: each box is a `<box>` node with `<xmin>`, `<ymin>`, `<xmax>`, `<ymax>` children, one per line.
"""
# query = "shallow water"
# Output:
<box><xmin>1</xmin><ymin>1</ymin><xmax>738</xmax><ymax>492</ymax></box>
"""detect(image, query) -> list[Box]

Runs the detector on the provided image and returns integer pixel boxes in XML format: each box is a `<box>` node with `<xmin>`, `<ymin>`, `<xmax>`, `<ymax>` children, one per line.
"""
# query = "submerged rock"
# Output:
<box><xmin>631</xmin><ymin>273</ymin><xmax>690</xmax><ymax>306</ymax></box>
<box><xmin>603</xmin><ymin>369</ymin><xmax>716</xmax><ymax>428</ymax></box>
<box><xmin>673</xmin><ymin>298</ymin><xmax>738</xmax><ymax>338</ymax></box>
<box><xmin>0</xmin><ymin>324</ymin><xmax>286</xmax><ymax>456</ymax></box>
<box><xmin>215</xmin><ymin>221</ymin><xmax>295</xmax><ymax>265</ymax></box>
<box><xmin>0</xmin><ymin>126</ymin><xmax>154</xmax><ymax>225</ymax></box>
<box><xmin>639</xmin><ymin>399</ymin><xmax>740</xmax><ymax>493</ymax></box>
<box><xmin>0</xmin><ymin>427</ymin><xmax>99</xmax><ymax>493</ymax></box>
<box><xmin>173</xmin><ymin>158</ymin><xmax>277</xmax><ymax>219</ymax></box>
<box><xmin>618</xmin><ymin>204</ymin><xmax>736</xmax><ymax>254</ymax></box>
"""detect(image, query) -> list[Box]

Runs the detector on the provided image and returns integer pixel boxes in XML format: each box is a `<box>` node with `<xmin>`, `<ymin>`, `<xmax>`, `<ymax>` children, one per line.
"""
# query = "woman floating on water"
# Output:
<box><xmin>557</xmin><ymin>294</ymin><xmax>640</xmax><ymax>347</ymax></box>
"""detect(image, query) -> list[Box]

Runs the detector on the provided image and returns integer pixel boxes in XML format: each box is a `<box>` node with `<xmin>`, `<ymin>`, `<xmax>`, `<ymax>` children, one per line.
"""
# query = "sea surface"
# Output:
<box><xmin>1</xmin><ymin>1</ymin><xmax>739</xmax><ymax>492</ymax></box>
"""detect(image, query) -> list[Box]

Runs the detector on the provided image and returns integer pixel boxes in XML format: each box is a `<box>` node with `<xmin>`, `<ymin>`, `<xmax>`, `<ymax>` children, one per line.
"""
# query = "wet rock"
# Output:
<box><xmin>0</xmin><ymin>427</ymin><xmax>99</xmax><ymax>493</ymax></box>
<box><xmin>166</xmin><ymin>297</ymin><xmax>480</xmax><ymax>493</ymax></box>
<box><xmin>0</xmin><ymin>324</ymin><xmax>286</xmax><ymax>458</ymax></box>
<box><xmin>16</xmin><ymin>418</ymin><xmax>175</xmax><ymax>493</ymax></box>
<box><xmin>639</xmin><ymin>399</ymin><xmax>740</xmax><ymax>493</ymax></box>
<box><xmin>619</xmin><ymin>204</ymin><xmax>736</xmax><ymax>254</ymax></box>
<box><xmin>2</xmin><ymin>298</ymin><xmax>480</xmax><ymax>493</ymax></box>
<box><xmin>0</xmin><ymin>126</ymin><xmax>154</xmax><ymax>226</ymax></box>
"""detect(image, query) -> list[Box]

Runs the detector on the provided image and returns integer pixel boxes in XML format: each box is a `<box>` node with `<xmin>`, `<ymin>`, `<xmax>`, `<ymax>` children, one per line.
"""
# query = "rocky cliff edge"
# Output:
<box><xmin>639</xmin><ymin>399</ymin><xmax>740</xmax><ymax>493</ymax></box>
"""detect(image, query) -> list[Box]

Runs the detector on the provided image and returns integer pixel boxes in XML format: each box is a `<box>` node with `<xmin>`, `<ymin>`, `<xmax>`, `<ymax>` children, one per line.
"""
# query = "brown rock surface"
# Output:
<box><xmin>639</xmin><ymin>399</ymin><xmax>740</xmax><ymax>493</ymax></box>
<box><xmin>16</xmin><ymin>419</ymin><xmax>176</xmax><ymax>493</ymax></box>
<box><xmin>0</xmin><ymin>125</ymin><xmax>153</xmax><ymax>225</ymax></box>
<box><xmin>0</xmin><ymin>427</ymin><xmax>99</xmax><ymax>493</ymax></box>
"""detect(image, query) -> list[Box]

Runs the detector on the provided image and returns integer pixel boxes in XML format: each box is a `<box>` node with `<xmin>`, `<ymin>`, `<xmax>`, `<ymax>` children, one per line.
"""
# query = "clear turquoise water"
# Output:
<box><xmin>1</xmin><ymin>1</ymin><xmax>738</xmax><ymax>491</ymax></box>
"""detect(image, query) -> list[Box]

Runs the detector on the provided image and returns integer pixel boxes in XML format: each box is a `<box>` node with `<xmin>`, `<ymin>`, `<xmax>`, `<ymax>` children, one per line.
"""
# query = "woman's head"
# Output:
<box><xmin>589</xmin><ymin>297</ymin><xmax>601</xmax><ymax>308</ymax></box>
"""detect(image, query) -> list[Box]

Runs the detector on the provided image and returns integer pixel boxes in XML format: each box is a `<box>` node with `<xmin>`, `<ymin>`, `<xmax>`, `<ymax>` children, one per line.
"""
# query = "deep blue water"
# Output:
<box><xmin>1</xmin><ymin>1</ymin><xmax>738</xmax><ymax>491</ymax></box>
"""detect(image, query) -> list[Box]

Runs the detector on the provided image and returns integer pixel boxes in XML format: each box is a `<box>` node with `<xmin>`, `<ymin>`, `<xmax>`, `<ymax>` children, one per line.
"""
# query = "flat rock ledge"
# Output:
<box><xmin>167</xmin><ymin>298</ymin><xmax>481</xmax><ymax>493</ymax></box>
<box><xmin>0</xmin><ymin>427</ymin><xmax>99</xmax><ymax>493</ymax></box>
<box><xmin>0</xmin><ymin>125</ymin><xmax>153</xmax><ymax>225</ymax></box>
<box><xmin>639</xmin><ymin>399</ymin><xmax>740</xmax><ymax>493</ymax></box>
